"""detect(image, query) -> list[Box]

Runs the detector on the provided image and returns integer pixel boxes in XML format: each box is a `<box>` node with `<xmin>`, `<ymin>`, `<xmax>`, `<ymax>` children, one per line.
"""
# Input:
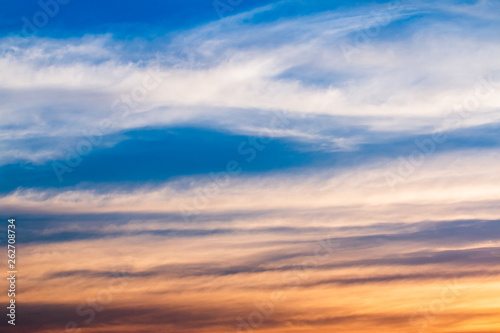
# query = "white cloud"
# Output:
<box><xmin>2</xmin><ymin>149</ymin><xmax>499</xmax><ymax>228</ymax></box>
<box><xmin>0</xmin><ymin>1</ymin><xmax>499</xmax><ymax>164</ymax></box>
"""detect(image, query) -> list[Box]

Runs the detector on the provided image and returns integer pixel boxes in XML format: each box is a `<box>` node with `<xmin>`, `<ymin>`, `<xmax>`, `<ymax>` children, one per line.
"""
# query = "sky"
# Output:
<box><xmin>1</xmin><ymin>0</ymin><xmax>500</xmax><ymax>332</ymax></box>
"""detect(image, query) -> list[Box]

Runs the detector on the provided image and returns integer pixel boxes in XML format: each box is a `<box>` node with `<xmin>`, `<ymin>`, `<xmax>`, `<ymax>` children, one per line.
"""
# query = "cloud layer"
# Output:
<box><xmin>1</xmin><ymin>1</ymin><xmax>500</xmax><ymax>332</ymax></box>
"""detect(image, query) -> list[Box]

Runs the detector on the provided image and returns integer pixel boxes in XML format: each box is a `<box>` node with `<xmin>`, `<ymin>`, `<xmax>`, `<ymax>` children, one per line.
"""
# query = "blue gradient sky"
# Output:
<box><xmin>1</xmin><ymin>1</ymin><xmax>500</xmax><ymax>332</ymax></box>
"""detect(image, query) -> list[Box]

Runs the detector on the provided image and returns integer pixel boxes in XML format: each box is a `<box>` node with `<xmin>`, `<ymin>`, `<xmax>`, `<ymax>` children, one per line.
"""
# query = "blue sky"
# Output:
<box><xmin>0</xmin><ymin>122</ymin><xmax>498</xmax><ymax>194</ymax></box>
<box><xmin>2</xmin><ymin>0</ymin><xmax>500</xmax><ymax>239</ymax></box>
<box><xmin>1</xmin><ymin>1</ymin><xmax>500</xmax><ymax>332</ymax></box>
<box><xmin>0</xmin><ymin>0</ymin><xmax>417</xmax><ymax>38</ymax></box>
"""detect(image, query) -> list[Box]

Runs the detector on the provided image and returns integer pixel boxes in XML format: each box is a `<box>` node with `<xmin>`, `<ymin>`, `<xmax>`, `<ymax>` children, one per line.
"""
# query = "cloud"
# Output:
<box><xmin>2</xmin><ymin>149</ymin><xmax>499</xmax><ymax>220</ymax></box>
<box><xmin>2</xmin><ymin>2</ymin><xmax>500</xmax><ymax>332</ymax></box>
<box><xmin>1</xmin><ymin>1</ymin><xmax>500</xmax><ymax>166</ymax></box>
